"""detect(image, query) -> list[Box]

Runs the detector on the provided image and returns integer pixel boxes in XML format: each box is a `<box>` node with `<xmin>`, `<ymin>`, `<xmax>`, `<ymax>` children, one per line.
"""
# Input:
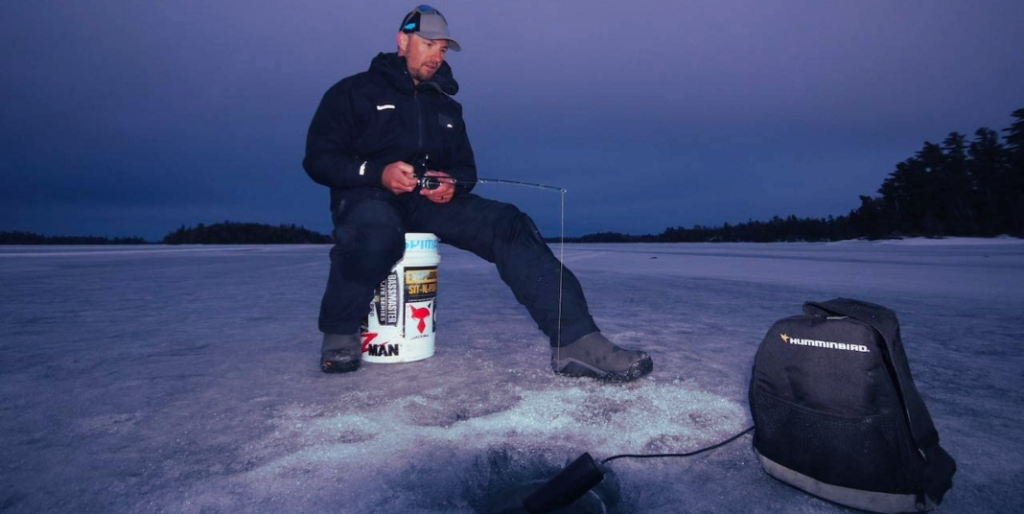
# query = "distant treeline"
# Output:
<box><xmin>564</xmin><ymin>107</ymin><xmax>1024</xmax><ymax>243</ymax></box>
<box><xmin>6</xmin><ymin>108</ymin><xmax>1022</xmax><ymax>245</ymax></box>
<box><xmin>569</xmin><ymin>215</ymin><xmax>856</xmax><ymax>243</ymax></box>
<box><xmin>0</xmin><ymin>231</ymin><xmax>146</xmax><ymax>245</ymax></box>
<box><xmin>161</xmin><ymin>221</ymin><xmax>331</xmax><ymax>244</ymax></box>
<box><xmin>1</xmin><ymin>223</ymin><xmax>332</xmax><ymax>245</ymax></box>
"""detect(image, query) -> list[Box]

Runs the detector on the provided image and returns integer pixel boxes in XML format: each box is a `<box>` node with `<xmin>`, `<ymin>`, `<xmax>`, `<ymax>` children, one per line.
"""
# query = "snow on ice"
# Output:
<box><xmin>1</xmin><ymin>239</ymin><xmax>1022</xmax><ymax>513</ymax></box>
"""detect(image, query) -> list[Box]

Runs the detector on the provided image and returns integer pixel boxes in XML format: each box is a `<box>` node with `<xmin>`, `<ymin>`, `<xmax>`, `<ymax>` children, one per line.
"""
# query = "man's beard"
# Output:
<box><xmin>412</xmin><ymin>64</ymin><xmax>437</xmax><ymax>83</ymax></box>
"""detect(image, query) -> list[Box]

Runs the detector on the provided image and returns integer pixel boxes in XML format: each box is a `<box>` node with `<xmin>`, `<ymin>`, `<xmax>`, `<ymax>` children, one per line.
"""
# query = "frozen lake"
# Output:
<box><xmin>2</xmin><ymin>240</ymin><xmax>1023</xmax><ymax>513</ymax></box>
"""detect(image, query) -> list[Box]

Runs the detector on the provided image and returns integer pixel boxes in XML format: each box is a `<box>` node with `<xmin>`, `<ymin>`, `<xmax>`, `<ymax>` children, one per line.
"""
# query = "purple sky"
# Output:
<box><xmin>2</xmin><ymin>1</ymin><xmax>1022</xmax><ymax>240</ymax></box>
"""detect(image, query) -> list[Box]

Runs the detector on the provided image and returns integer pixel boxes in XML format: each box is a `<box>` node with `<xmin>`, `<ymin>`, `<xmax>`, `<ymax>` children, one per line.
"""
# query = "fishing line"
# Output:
<box><xmin>421</xmin><ymin>174</ymin><xmax>569</xmax><ymax>353</ymax></box>
<box><xmin>444</xmin><ymin>176</ymin><xmax>569</xmax><ymax>355</ymax></box>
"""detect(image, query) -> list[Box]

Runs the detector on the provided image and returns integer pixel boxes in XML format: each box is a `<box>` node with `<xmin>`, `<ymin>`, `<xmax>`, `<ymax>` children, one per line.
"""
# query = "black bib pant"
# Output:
<box><xmin>317</xmin><ymin>187</ymin><xmax>599</xmax><ymax>347</ymax></box>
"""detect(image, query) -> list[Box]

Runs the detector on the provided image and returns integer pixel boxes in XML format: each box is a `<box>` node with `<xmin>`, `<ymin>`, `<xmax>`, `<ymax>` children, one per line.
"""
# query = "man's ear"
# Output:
<box><xmin>397</xmin><ymin>32</ymin><xmax>409</xmax><ymax>55</ymax></box>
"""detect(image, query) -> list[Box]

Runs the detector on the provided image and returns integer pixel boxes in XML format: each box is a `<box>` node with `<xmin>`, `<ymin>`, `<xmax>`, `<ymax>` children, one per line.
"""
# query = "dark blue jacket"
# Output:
<box><xmin>303</xmin><ymin>52</ymin><xmax>477</xmax><ymax>207</ymax></box>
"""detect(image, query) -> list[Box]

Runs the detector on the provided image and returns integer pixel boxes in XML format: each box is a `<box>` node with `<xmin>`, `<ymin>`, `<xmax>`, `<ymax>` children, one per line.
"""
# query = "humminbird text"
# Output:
<box><xmin>781</xmin><ymin>333</ymin><xmax>870</xmax><ymax>353</ymax></box>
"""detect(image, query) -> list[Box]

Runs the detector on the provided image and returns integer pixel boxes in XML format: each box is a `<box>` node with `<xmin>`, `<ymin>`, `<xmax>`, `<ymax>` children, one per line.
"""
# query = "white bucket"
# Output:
<box><xmin>361</xmin><ymin>233</ymin><xmax>440</xmax><ymax>363</ymax></box>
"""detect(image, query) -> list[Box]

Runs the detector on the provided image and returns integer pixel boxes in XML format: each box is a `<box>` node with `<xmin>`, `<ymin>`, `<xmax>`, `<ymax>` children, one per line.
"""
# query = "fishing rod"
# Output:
<box><xmin>413</xmin><ymin>155</ymin><xmax>565</xmax><ymax>192</ymax></box>
<box><xmin>417</xmin><ymin>175</ymin><xmax>566</xmax><ymax>193</ymax></box>
<box><xmin>416</xmin><ymin>168</ymin><xmax>572</xmax><ymax>350</ymax></box>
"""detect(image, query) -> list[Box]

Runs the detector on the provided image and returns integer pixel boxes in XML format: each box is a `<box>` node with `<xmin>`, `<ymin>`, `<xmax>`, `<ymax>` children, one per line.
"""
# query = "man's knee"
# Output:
<box><xmin>335</xmin><ymin>193</ymin><xmax>405</xmax><ymax>256</ymax></box>
<box><xmin>359</xmin><ymin>227</ymin><xmax>405</xmax><ymax>264</ymax></box>
<box><xmin>331</xmin><ymin>226</ymin><xmax>405</xmax><ymax>284</ymax></box>
<box><xmin>330</xmin><ymin>192</ymin><xmax>405</xmax><ymax>284</ymax></box>
<box><xmin>333</xmin><ymin>190</ymin><xmax>400</xmax><ymax>228</ymax></box>
<box><xmin>500</xmin><ymin>208</ymin><xmax>545</xmax><ymax>249</ymax></box>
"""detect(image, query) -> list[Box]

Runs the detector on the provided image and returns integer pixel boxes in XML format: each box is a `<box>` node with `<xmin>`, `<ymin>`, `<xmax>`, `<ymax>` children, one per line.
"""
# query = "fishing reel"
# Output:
<box><xmin>418</xmin><ymin>175</ymin><xmax>442</xmax><ymax>190</ymax></box>
<box><xmin>413</xmin><ymin>155</ymin><xmax>443</xmax><ymax>190</ymax></box>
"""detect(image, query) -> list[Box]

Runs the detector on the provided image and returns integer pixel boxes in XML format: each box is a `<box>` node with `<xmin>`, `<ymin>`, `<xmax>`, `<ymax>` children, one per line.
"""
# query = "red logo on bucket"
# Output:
<box><xmin>410</xmin><ymin>306</ymin><xmax>431</xmax><ymax>333</ymax></box>
<box><xmin>361</xmin><ymin>332</ymin><xmax>378</xmax><ymax>353</ymax></box>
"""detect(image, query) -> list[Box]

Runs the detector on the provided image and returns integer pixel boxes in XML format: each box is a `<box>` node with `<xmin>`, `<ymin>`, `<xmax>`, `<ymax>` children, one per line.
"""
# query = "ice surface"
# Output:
<box><xmin>2</xmin><ymin>240</ymin><xmax>1023</xmax><ymax>513</ymax></box>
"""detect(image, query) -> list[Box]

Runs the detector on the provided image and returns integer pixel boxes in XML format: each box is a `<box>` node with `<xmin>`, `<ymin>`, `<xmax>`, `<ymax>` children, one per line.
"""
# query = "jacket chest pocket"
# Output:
<box><xmin>354</xmin><ymin>98</ymin><xmax>416</xmax><ymax>157</ymax></box>
<box><xmin>425</xmin><ymin>109</ymin><xmax>462</xmax><ymax>159</ymax></box>
<box><xmin>437</xmin><ymin>113</ymin><xmax>458</xmax><ymax>132</ymax></box>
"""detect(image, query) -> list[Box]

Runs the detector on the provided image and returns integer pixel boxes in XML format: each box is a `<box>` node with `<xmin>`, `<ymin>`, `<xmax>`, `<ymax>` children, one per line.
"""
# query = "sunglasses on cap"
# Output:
<box><xmin>401</xmin><ymin>5</ymin><xmax>447</xmax><ymax>33</ymax></box>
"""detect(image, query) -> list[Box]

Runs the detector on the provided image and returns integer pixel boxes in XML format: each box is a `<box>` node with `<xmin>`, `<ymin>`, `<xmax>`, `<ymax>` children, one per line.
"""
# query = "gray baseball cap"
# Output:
<box><xmin>399</xmin><ymin>5</ymin><xmax>461</xmax><ymax>52</ymax></box>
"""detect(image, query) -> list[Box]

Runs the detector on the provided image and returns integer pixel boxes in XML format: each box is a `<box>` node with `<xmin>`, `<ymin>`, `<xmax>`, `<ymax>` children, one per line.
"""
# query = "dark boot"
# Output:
<box><xmin>321</xmin><ymin>332</ymin><xmax>362</xmax><ymax>373</ymax></box>
<box><xmin>551</xmin><ymin>332</ymin><xmax>653</xmax><ymax>382</ymax></box>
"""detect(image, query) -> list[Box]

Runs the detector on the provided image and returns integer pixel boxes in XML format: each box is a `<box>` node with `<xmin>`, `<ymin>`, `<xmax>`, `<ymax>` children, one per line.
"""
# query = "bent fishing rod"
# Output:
<box><xmin>413</xmin><ymin>153</ymin><xmax>565</xmax><ymax>192</ymax></box>
<box><xmin>417</xmin><ymin>174</ymin><xmax>565</xmax><ymax>193</ymax></box>
<box><xmin>417</xmin><ymin>170</ymin><xmax>572</xmax><ymax>350</ymax></box>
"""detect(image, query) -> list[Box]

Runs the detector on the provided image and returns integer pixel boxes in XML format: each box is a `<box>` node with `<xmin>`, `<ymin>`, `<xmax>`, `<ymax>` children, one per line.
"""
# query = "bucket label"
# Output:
<box><xmin>404</xmin><ymin>266</ymin><xmax>437</xmax><ymax>339</ymax></box>
<box><xmin>404</xmin><ymin>267</ymin><xmax>438</xmax><ymax>301</ymax></box>
<box><xmin>375</xmin><ymin>271</ymin><xmax>400</xmax><ymax>327</ymax></box>
<box><xmin>406</xmin><ymin>301</ymin><xmax>433</xmax><ymax>337</ymax></box>
<box><xmin>406</xmin><ymin>238</ymin><xmax>438</xmax><ymax>251</ymax></box>
<box><xmin>367</xmin><ymin>342</ymin><xmax>400</xmax><ymax>357</ymax></box>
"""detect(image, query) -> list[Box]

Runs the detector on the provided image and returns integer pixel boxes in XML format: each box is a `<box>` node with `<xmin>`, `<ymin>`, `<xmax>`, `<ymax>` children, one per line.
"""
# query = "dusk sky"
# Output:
<box><xmin>2</xmin><ymin>1</ymin><xmax>1022</xmax><ymax>240</ymax></box>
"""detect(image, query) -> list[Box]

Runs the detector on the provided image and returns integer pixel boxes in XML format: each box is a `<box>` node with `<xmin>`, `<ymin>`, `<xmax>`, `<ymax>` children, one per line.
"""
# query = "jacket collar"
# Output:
<box><xmin>369</xmin><ymin>52</ymin><xmax>459</xmax><ymax>97</ymax></box>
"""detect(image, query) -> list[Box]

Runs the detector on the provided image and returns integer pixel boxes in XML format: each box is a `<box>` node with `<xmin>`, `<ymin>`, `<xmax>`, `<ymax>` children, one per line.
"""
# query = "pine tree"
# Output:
<box><xmin>939</xmin><ymin>132</ymin><xmax>974</xmax><ymax>234</ymax></box>
<box><xmin>968</xmin><ymin>128</ymin><xmax>1006</xmax><ymax>234</ymax></box>
<box><xmin>1001</xmin><ymin>109</ymin><xmax>1024</xmax><ymax>233</ymax></box>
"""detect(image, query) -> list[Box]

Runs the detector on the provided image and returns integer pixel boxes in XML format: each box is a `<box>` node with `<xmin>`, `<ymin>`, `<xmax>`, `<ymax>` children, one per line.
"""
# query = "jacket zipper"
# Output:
<box><xmin>414</xmin><ymin>89</ymin><xmax>424</xmax><ymax>155</ymax></box>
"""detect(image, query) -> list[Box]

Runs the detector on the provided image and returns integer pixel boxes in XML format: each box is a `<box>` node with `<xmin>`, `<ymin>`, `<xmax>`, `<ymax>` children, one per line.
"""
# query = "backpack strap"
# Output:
<box><xmin>803</xmin><ymin>298</ymin><xmax>956</xmax><ymax>504</ymax></box>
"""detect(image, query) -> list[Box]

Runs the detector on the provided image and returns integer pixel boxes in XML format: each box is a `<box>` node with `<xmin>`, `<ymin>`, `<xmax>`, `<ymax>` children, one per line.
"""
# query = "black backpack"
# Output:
<box><xmin>749</xmin><ymin>298</ymin><xmax>956</xmax><ymax>513</ymax></box>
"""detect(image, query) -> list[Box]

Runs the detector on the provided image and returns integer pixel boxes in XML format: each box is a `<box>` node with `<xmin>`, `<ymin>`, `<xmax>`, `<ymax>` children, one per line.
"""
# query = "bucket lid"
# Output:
<box><xmin>405</xmin><ymin>233</ymin><xmax>439</xmax><ymax>253</ymax></box>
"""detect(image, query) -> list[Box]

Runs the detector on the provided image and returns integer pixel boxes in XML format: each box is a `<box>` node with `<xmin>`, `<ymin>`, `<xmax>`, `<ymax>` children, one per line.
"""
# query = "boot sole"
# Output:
<box><xmin>553</xmin><ymin>355</ymin><xmax>653</xmax><ymax>382</ymax></box>
<box><xmin>321</xmin><ymin>359</ymin><xmax>361</xmax><ymax>374</ymax></box>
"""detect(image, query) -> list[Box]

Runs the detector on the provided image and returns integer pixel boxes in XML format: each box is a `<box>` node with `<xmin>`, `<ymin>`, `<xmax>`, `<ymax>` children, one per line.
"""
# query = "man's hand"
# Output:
<box><xmin>421</xmin><ymin>170</ymin><xmax>456</xmax><ymax>204</ymax></box>
<box><xmin>382</xmin><ymin>161</ymin><xmax>418</xmax><ymax>195</ymax></box>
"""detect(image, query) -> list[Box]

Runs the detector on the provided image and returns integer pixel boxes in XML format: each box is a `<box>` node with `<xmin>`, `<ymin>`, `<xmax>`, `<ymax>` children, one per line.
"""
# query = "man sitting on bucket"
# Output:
<box><xmin>302</xmin><ymin>5</ymin><xmax>653</xmax><ymax>381</ymax></box>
